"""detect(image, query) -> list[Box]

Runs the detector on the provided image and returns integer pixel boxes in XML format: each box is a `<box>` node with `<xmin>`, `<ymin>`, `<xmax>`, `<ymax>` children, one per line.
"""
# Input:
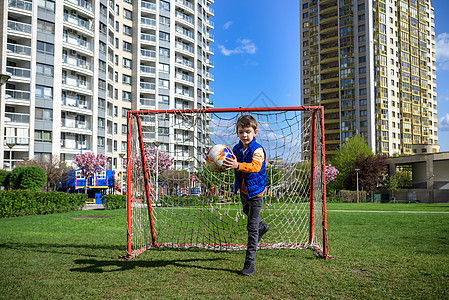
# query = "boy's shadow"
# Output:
<box><xmin>70</xmin><ymin>257</ymin><xmax>238</xmax><ymax>274</ymax></box>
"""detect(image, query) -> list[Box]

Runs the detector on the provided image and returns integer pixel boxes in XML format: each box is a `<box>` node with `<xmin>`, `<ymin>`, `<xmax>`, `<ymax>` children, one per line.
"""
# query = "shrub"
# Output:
<box><xmin>0</xmin><ymin>170</ymin><xmax>11</xmax><ymax>189</ymax></box>
<box><xmin>18</xmin><ymin>166</ymin><xmax>47</xmax><ymax>191</ymax></box>
<box><xmin>102</xmin><ymin>194</ymin><xmax>126</xmax><ymax>210</ymax></box>
<box><xmin>0</xmin><ymin>190</ymin><xmax>87</xmax><ymax>218</ymax></box>
<box><xmin>10</xmin><ymin>166</ymin><xmax>27</xmax><ymax>189</ymax></box>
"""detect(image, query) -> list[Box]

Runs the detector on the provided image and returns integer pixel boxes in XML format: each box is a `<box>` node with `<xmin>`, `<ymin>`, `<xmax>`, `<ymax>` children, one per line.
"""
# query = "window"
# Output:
<box><xmin>358</xmin><ymin>35</ymin><xmax>366</xmax><ymax>42</ymax></box>
<box><xmin>159</xmin><ymin>79</ymin><xmax>169</xmax><ymax>89</ymax></box>
<box><xmin>99</xmin><ymin>60</ymin><xmax>106</xmax><ymax>72</ymax></box>
<box><xmin>115</xmin><ymin>37</ymin><xmax>119</xmax><ymax>49</ymax></box>
<box><xmin>359</xmin><ymin>46</ymin><xmax>366</xmax><ymax>52</ymax></box>
<box><xmin>359</xmin><ymin>78</ymin><xmax>366</xmax><ymax>85</ymax></box>
<box><xmin>360</xmin><ymin>110</ymin><xmax>367</xmax><ymax>116</ymax></box>
<box><xmin>159</xmin><ymin>31</ymin><xmax>170</xmax><ymax>42</ymax></box>
<box><xmin>359</xmin><ymin>56</ymin><xmax>366</xmax><ymax>63</ymax></box>
<box><xmin>359</xmin><ymin>67</ymin><xmax>366</xmax><ymax>74</ymax></box>
<box><xmin>123</xmin><ymin>41</ymin><xmax>132</xmax><ymax>52</ymax></box>
<box><xmin>358</xmin><ymin>24</ymin><xmax>365</xmax><ymax>31</ymax></box>
<box><xmin>122</xmin><ymin>108</ymin><xmax>130</xmax><ymax>117</ymax></box>
<box><xmin>123</xmin><ymin>57</ymin><xmax>132</xmax><ymax>69</ymax></box>
<box><xmin>35</xmin><ymin>85</ymin><xmax>53</xmax><ymax>99</ymax></box>
<box><xmin>122</xmin><ymin>74</ymin><xmax>132</xmax><ymax>85</ymax></box>
<box><xmin>122</xmin><ymin>91</ymin><xmax>132</xmax><ymax>102</ymax></box>
<box><xmin>158</xmin><ymin>63</ymin><xmax>170</xmax><ymax>74</ymax></box>
<box><xmin>98</xmin><ymin>137</ymin><xmax>105</xmax><ymax>147</ymax></box>
<box><xmin>123</xmin><ymin>8</ymin><xmax>132</xmax><ymax>20</ymax></box>
<box><xmin>360</xmin><ymin>121</ymin><xmax>367</xmax><ymax>127</ymax></box>
<box><xmin>122</xmin><ymin>125</ymin><xmax>127</xmax><ymax>135</ymax></box>
<box><xmin>113</xmin><ymin>123</ymin><xmax>118</xmax><ymax>134</ymax></box>
<box><xmin>98</xmin><ymin>79</ymin><xmax>106</xmax><ymax>90</ymax></box>
<box><xmin>114</xmin><ymin>140</ymin><xmax>117</xmax><ymax>151</ymax></box>
<box><xmin>159</xmin><ymin>47</ymin><xmax>170</xmax><ymax>58</ymax></box>
<box><xmin>360</xmin><ymin>99</ymin><xmax>367</xmax><ymax>106</ymax></box>
<box><xmin>158</xmin><ymin>94</ymin><xmax>169</xmax><ymax>105</ymax></box>
<box><xmin>38</xmin><ymin>0</ymin><xmax>55</xmax><ymax>12</ymax></box>
<box><xmin>160</xmin><ymin>0</ymin><xmax>170</xmax><ymax>11</ymax></box>
<box><xmin>36</xmin><ymin>63</ymin><xmax>53</xmax><ymax>77</ymax></box>
<box><xmin>35</xmin><ymin>108</ymin><xmax>52</xmax><ymax>120</ymax></box>
<box><xmin>123</xmin><ymin>25</ymin><xmax>132</xmax><ymax>36</ymax></box>
<box><xmin>121</xmin><ymin>141</ymin><xmax>127</xmax><ymax>152</ymax></box>
<box><xmin>37</xmin><ymin>19</ymin><xmax>55</xmax><ymax>34</ymax></box>
<box><xmin>358</xmin><ymin>14</ymin><xmax>365</xmax><ymax>21</ymax></box>
<box><xmin>98</xmin><ymin>118</ymin><xmax>105</xmax><ymax>129</ymax></box>
<box><xmin>99</xmin><ymin>41</ymin><xmax>106</xmax><ymax>54</ymax></box>
<box><xmin>160</xmin><ymin>16</ymin><xmax>170</xmax><ymax>26</ymax></box>
<box><xmin>98</xmin><ymin>98</ymin><xmax>105</xmax><ymax>109</ymax></box>
<box><xmin>358</xmin><ymin>4</ymin><xmax>365</xmax><ymax>10</ymax></box>
<box><xmin>35</xmin><ymin>130</ymin><xmax>52</xmax><ymax>143</ymax></box>
<box><xmin>36</xmin><ymin>41</ymin><xmax>54</xmax><ymax>55</ymax></box>
<box><xmin>303</xmin><ymin>12</ymin><xmax>309</xmax><ymax>18</ymax></box>
<box><xmin>360</xmin><ymin>88</ymin><xmax>367</xmax><ymax>95</ymax></box>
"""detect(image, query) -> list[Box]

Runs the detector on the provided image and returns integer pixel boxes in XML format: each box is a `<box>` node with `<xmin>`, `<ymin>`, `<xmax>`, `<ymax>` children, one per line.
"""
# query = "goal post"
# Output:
<box><xmin>124</xmin><ymin>106</ymin><xmax>328</xmax><ymax>259</ymax></box>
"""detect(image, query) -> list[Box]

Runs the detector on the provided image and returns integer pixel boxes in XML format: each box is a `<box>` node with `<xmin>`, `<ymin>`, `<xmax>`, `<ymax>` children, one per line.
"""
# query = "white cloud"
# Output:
<box><xmin>438</xmin><ymin>113</ymin><xmax>449</xmax><ymax>131</ymax></box>
<box><xmin>219</xmin><ymin>39</ymin><xmax>257</xmax><ymax>56</ymax></box>
<box><xmin>436</xmin><ymin>33</ymin><xmax>449</xmax><ymax>70</ymax></box>
<box><xmin>223</xmin><ymin>21</ymin><xmax>233</xmax><ymax>30</ymax></box>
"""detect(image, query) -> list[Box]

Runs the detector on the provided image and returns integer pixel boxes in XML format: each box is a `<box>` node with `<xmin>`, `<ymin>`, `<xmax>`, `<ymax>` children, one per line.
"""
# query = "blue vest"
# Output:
<box><xmin>233</xmin><ymin>138</ymin><xmax>267</xmax><ymax>198</ymax></box>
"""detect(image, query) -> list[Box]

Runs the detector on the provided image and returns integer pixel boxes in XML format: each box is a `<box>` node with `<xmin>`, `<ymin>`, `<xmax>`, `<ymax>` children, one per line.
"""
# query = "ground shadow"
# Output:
<box><xmin>70</xmin><ymin>257</ymin><xmax>238</xmax><ymax>274</ymax></box>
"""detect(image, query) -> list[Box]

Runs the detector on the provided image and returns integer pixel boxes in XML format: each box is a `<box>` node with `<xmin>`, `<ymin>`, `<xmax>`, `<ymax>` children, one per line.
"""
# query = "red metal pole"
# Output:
<box><xmin>126</xmin><ymin>112</ymin><xmax>132</xmax><ymax>255</ymax></box>
<box><xmin>136</xmin><ymin>116</ymin><xmax>157</xmax><ymax>246</ymax></box>
<box><xmin>320</xmin><ymin>107</ymin><xmax>329</xmax><ymax>259</ymax></box>
<box><xmin>309</xmin><ymin>110</ymin><xmax>317</xmax><ymax>244</ymax></box>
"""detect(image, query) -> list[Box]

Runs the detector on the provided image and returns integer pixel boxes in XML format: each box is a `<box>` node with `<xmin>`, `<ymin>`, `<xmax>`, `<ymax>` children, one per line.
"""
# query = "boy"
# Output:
<box><xmin>223</xmin><ymin>114</ymin><xmax>269</xmax><ymax>276</ymax></box>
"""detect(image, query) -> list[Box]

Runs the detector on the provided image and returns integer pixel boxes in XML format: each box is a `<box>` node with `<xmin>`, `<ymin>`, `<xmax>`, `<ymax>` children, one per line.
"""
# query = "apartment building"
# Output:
<box><xmin>0</xmin><ymin>0</ymin><xmax>214</xmax><ymax>171</ymax></box>
<box><xmin>300</xmin><ymin>0</ymin><xmax>438</xmax><ymax>157</ymax></box>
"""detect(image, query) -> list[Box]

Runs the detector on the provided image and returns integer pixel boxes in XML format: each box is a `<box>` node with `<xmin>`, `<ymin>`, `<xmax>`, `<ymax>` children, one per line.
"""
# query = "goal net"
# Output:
<box><xmin>124</xmin><ymin>107</ymin><xmax>328</xmax><ymax>259</ymax></box>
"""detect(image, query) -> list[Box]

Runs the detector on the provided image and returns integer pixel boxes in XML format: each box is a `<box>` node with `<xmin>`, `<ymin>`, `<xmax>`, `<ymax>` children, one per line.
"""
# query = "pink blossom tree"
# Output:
<box><xmin>143</xmin><ymin>146</ymin><xmax>173</xmax><ymax>175</ymax></box>
<box><xmin>325</xmin><ymin>165</ymin><xmax>339</xmax><ymax>184</ymax></box>
<box><xmin>73</xmin><ymin>152</ymin><xmax>109</xmax><ymax>194</ymax></box>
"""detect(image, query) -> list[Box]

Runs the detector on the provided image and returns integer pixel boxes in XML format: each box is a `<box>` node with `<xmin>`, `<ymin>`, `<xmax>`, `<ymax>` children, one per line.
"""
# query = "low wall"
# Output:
<box><xmin>384</xmin><ymin>189</ymin><xmax>449</xmax><ymax>203</ymax></box>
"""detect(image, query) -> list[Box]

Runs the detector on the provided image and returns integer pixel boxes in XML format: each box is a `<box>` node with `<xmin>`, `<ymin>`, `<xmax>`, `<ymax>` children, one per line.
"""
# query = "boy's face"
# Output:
<box><xmin>237</xmin><ymin>126</ymin><xmax>257</xmax><ymax>149</ymax></box>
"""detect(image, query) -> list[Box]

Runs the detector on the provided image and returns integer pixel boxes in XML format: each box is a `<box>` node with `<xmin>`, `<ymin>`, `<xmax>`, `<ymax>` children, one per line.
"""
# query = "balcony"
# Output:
<box><xmin>140</xmin><ymin>65</ymin><xmax>156</xmax><ymax>75</ymax></box>
<box><xmin>62</xmin><ymin>54</ymin><xmax>92</xmax><ymax>71</ymax></box>
<box><xmin>5</xmin><ymin>112</ymin><xmax>30</xmax><ymax>124</ymax></box>
<box><xmin>5</xmin><ymin>89</ymin><xmax>30</xmax><ymax>104</ymax></box>
<box><xmin>175</xmin><ymin>87</ymin><xmax>193</xmax><ymax>98</ymax></box>
<box><xmin>62</xmin><ymin>76</ymin><xmax>91</xmax><ymax>90</ymax></box>
<box><xmin>175</xmin><ymin>72</ymin><xmax>194</xmax><ymax>83</ymax></box>
<box><xmin>141</xmin><ymin>49</ymin><xmax>156</xmax><ymax>59</ymax></box>
<box><xmin>61</xmin><ymin>118</ymin><xmax>91</xmax><ymax>130</ymax></box>
<box><xmin>63</xmin><ymin>33</ymin><xmax>93</xmax><ymax>52</ymax></box>
<box><xmin>175</xmin><ymin>26</ymin><xmax>194</xmax><ymax>40</ymax></box>
<box><xmin>175</xmin><ymin>0</ymin><xmax>194</xmax><ymax>11</ymax></box>
<box><xmin>175</xmin><ymin>11</ymin><xmax>194</xmax><ymax>26</ymax></box>
<box><xmin>141</xmin><ymin>33</ymin><xmax>156</xmax><ymax>43</ymax></box>
<box><xmin>62</xmin><ymin>97</ymin><xmax>91</xmax><ymax>110</ymax></box>
<box><xmin>7</xmin><ymin>43</ymin><xmax>32</xmax><ymax>57</ymax></box>
<box><xmin>63</xmin><ymin>13</ymin><xmax>93</xmax><ymax>32</ymax></box>
<box><xmin>7</xmin><ymin>20</ymin><xmax>32</xmax><ymax>35</ymax></box>
<box><xmin>4</xmin><ymin>136</ymin><xmax>29</xmax><ymax>146</ymax></box>
<box><xmin>175</xmin><ymin>41</ymin><xmax>194</xmax><ymax>54</ymax></box>
<box><xmin>140</xmin><ymin>98</ymin><xmax>156</xmax><ymax>107</ymax></box>
<box><xmin>140</xmin><ymin>82</ymin><xmax>156</xmax><ymax>91</ymax></box>
<box><xmin>175</xmin><ymin>56</ymin><xmax>193</xmax><ymax>69</ymax></box>
<box><xmin>8</xmin><ymin>0</ymin><xmax>32</xmax><ymax>12</ymax></box>
<box><xmin>65</xmin><ymin>0</ymin><xmax>94</xmax><ymax>14</ymax></box>
<box><xmin>205</xmin><ymin>72</ymin><xmax>214</xmax><ymax>80</ymax></box>
<box><xmin>6</xmin><ymin>66</ymin><xmax>31</xmax><ymax>79</ymax></box>
<box><xmin>141</xmin><ymin>1</ymin><xmax>156</xmax><ymax>11</ymax></box>
<box><xmin>141</xmin><ymin>17</ymin><xmax>156</xmax><ymax>27</ymax></box>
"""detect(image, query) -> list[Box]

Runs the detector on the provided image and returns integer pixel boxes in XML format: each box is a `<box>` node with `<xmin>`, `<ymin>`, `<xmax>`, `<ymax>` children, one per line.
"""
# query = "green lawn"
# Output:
<box><xmin>0</xmin><ymin>203</ymin><xmax>448</xmax><ymax>299</ymax></box>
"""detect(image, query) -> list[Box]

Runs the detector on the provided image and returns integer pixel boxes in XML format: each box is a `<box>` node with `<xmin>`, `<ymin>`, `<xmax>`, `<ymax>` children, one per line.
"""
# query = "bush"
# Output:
<box><xmin>102</xmin><ymin>194</ymin><xmax>126</xmax><ymax>210</ymax></box>
<box><xmin>10</xmin><ymin>166</ymin><xmax>27</xmax><ymax>189</ymax></box>
<box><xmin>0</xmin><ymin>190</ymin><xmax>87</xmax><ymax>218</ymax></box>
<box><xmin>0</xmin><ymin>170</ymin><xmax>11</xmax><ymax>189</ymax></box>
<box><xmin>18</xmin><ymin>166</ymin><xmax>47</xmax><ymax>191</ymax></box>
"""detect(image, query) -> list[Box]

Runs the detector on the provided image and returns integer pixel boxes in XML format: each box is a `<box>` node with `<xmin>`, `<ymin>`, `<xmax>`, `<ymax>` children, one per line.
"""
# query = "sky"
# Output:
<box><xmin>210</xmin><ymin>0</ymin><xmax>449</xmax><ymax>152</ymax></box>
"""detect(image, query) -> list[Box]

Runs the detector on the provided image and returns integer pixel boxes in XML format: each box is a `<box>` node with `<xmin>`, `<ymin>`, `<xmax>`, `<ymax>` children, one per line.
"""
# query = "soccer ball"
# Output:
<box><xmin>205</xmin><ymin>144</ymin><xmax>234</xmax><ymax>172</ymax></box>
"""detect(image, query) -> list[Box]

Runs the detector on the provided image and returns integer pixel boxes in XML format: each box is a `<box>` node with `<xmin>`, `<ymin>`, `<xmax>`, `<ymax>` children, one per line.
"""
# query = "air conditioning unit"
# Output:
<box><xmin>70</xmin><ymin>49</ymin><xmax>76</xmax><ymax>55</ymax></box>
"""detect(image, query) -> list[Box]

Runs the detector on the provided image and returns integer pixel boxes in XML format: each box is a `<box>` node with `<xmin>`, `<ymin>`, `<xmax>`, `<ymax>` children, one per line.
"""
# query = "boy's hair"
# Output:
<box><xmin>236</xmin><ymin>115</ymin><xmax>257</xmax><ymax>132</ymax></box>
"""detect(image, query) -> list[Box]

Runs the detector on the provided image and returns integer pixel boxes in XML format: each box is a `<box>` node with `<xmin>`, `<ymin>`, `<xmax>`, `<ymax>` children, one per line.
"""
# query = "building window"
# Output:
<box><xmin>358</xmin><ymin>35</ymin><xmax>366</xmax><ymax>42</ymax></box>
<box><xmin>158</xmin><ymin>63</ymin><xmax>170</xmax><ymax>74</ymax></box>
<box><xmin>359</xmin><ymin>46</ymin><xmax>366</xmax><ymax>52</ymax></box>
<box><xmin>35</xmin><ymin>108</ymin><xmax>52</xmax><ymax>121</ymax></box>
<box><xmin>159</xmin><ymin>47</ymin><xmax>170</xmax><ymax>58</ymax></box>
<box><xmin>360</xmin><ymin>121</ymin><xmax>367</xmax><ymax>127</ymax></box>
<box><xmin>36</xmin><ymin>41</ymin><xmax>54</xmax><ymax>55</ymax></box>
<box><xmin>123</xmin><ymin>41</ymin><xmax>132</xmax><ymax>52</ymax></box>
<box><xmin>36</xmin><ymin>85</ymin><xmax>53</xmax><ymax>99</ymax></box>
<box><xmin>123</xmin><ymin>8</ymin><xmax>132</xmax><ymax>20</ymax></box>
<box><xmin>360</xmin><ymin>88</ymin><xmax>367</xmax><ymax>95</ymax></box>
<box><xmin>358</xmin><ymin>25</ymin><xmax>365</xmax><ymax>31</ymax></box>
<box><xmin>358</xmin><ymin>4</ymin><xmax>365</xmax><ymax>10</ymax></box>
<box><xmin>359</xmin><ymin>56</ymin><xmax>366</xmax><ymax>63</ymax></box>
<box><xmin>360</xmin><ymin>110</ymin><xmax>367</xmax><ymax>117</ymax></box>
<box><xmin>35</xmin><ymin>130</ymin><xmax>52</xmax><ymax>143</ymax></box>
<box><xmin>359</xmin><ymin>78</ymin><xmax>366</xmax><ymax>85</ymax></box>
<box><xmin>160</xmin><ymin>16</ymin><xmax>170</xmax><ymax>26</ymax></box>
<box><xmin>37</xmin><ymin>19</ymin><xmax>55</xmax><ymax>34</ymax></box>
<box><xmin>38</xmin><ymin>0</ymin><xmax>55</xmax><ymax>12</ymax></box>
<box><xmin>98</xmin><ymin>137</ymin><xmax>105</xmax><ymax>147</ymax></box>
<box><xmin>159</xmin><ymin>31</ymin><xmax>170</xmax><ymax>42</ymax></box>
<box><xmin>122</xmin><ymin>91</ymin><xmax>132</xmax><ymax>102</ymax></box>
<box><xmin>360</xmin><ymin>99</ymin><xmax>367</xmax><ymax>106</ymax></box>
<box><xmin>158</xmin><ymin>79</ymin><xmax>169</xmax><ymax>89</ymax></box>
<box><xmin>123</xmin><ymin>25</ymin><xmax>132</xmax><ymax>36</ymax></box>
<box><xmin>123</xmin><ymin>57</ymin><xmax>132</xmax><ymax>69</ymax></box>
<box><xmin>160</xmin><ymin>0</ymin><xmax>170</xmax><ymax>11</ymax></box>
<box><xmin>36</xmin><ymin>63</ymin><xmax>53</xmax><ymax>77</ymax></box>
<box><xmin>359</xmin><ymin>67</ymin><xmax>366</xmax><ymax>74</ymax></box>
<box><xmin>358</xmin><ymin>14</ymin><xmax>365</xmax><ymax>21</ymax></box>
<box><xmin>122</xmin><ymin>74</ymin><xmax>132</xmax><ymax>85</ymax></box>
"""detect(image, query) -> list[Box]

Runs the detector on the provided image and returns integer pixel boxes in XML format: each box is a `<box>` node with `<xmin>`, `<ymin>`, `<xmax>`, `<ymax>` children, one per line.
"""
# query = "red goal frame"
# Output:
<box><xmin>124</xmin><ymin>106</ymin><xmax>328</xmax><ymax>259</ymax></box>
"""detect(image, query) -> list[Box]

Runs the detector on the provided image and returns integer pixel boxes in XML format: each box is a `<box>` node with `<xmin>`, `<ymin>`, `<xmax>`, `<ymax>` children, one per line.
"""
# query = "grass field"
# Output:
<box><xmin>0</xmin><ymin>203</ymin><xmax>448</xmax><ymax>299</ymax></box>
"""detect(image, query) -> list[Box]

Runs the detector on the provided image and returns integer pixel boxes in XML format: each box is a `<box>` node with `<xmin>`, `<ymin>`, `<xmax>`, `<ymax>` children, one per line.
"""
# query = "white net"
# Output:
<box><xmin>125</xmin><ymin>108</ymin><xmax>327</xmax><ymax>259</ymax></box>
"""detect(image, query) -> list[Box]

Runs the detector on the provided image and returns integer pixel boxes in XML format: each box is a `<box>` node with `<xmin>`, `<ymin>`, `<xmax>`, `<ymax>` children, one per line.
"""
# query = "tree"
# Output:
<box><xmin>329</xmin><ymin>135</ymin><xmax>374</xmax><ymax>191</ymax></box>
<box><xmin>384</xmin><ymin>174</ymin><xmax>400</xmax><ymax>200</ymax></box>
<box><xmin>73</xmin><ymin>152</ymin><xmax>109</xmax><ymax>194</ymax></box>
<box><xmin>16</xmin><ymin>155</ymin><xmax>71</xmax><ymax>191</ymax></box>
<box><xmin>144</xmin><ymin>146</ymin><xmax>174</xmax><ymax>175</ymax></box>
<box><xmin>343</xmin><ymin>154</ymin><xmax>387</xmax><ymax>193</ymax></box>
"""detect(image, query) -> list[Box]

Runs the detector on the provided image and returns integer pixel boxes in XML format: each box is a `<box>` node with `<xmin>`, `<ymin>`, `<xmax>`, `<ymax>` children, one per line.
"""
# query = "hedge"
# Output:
<box><xmin>0</xmin><ymin>190</ymin><xmax>87</xmax><ymax>218</ymax></box>
<box><xmin>102</xmin><ymin>194</ymin><xmax>126</xmax><ymax>210</ymax></box>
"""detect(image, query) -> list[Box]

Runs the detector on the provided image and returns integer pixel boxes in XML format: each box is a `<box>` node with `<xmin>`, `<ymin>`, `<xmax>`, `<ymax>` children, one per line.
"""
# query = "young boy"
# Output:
<box><xmin>223</xmin><ymin>114</ymin><xmax>269</xmax><ymax>276</ymax></box>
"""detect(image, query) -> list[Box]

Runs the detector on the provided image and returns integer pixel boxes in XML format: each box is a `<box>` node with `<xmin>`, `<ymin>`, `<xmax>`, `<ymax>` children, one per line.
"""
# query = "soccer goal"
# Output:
<box><xmin>123</xmin><ymin>106</ymin><xmax>328</xmax><ymax>259</ymax></box>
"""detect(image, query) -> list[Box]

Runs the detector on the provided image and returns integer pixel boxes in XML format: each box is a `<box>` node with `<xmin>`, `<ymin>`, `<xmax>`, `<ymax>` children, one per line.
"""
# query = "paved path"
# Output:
<box><xmin>82</xmin><ymin>204</ymin><xmax>105</xmax><ymax>210</ymax></box>
<box><xmin>328</xmin><ymin>210</ymin><xmax>449</xmax><ymax>214</ymax></box>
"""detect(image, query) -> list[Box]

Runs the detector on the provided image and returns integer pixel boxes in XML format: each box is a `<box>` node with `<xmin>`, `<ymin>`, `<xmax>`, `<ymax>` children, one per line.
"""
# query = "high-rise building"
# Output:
<box><xmin>300</xmin><ymin>0</ymin><xmax>438</xmax><ymax>157</ymax></box>
<box><xmin>0</xmin><ymin>0</ymin><xmax>214</xmax><ymax>171</ymax></box>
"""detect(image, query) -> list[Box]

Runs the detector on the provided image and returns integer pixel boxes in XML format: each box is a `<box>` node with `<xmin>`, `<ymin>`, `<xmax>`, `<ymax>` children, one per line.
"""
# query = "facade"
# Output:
<box><xmin>0</xmin><ymin>0</ymin><xmax>214</xmax><ymax>171</ymax></box>
<box><xmin>300</xmin><ymin>0</ymin><xmax>438</xmax><ymax>157</ymax></box>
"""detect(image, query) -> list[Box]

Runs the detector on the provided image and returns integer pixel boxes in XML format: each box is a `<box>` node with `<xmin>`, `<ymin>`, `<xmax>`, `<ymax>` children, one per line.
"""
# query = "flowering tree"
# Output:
<box><xmin>144</xmin><ymin>146</ymin><xmax>174</xmax><ymax>175</ymax></box>
<box><xmin>73</xmin><ymin>152</ymin><xmax>109</xmax><ymax>194</ymax></box>
<box><xmin>325</xmin><ymin>165</ymin><xmax>339</xmax><ymax>184</ymax></box>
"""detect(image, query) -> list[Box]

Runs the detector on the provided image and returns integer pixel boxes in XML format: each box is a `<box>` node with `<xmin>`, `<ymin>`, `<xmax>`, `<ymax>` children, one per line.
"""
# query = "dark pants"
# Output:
<box><xmin>241</xmin><ymin>192</ymin><xmax>264</xmax><ymax>263</ymax></box>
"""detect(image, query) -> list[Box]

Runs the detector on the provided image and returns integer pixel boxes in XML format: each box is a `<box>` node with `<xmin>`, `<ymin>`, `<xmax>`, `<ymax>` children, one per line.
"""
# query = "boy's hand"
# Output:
<box><xmin>223</xmin><ymin>155</ymin><xmax>239</xmax><ymax>170</ymax></box>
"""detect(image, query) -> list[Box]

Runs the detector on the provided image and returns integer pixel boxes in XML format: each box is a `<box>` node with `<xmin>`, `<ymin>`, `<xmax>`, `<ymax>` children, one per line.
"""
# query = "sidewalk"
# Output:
<box><xmin>82</xmin><ymin>204</ymin><xmax>105</xmax><ymax>210</ymax></box>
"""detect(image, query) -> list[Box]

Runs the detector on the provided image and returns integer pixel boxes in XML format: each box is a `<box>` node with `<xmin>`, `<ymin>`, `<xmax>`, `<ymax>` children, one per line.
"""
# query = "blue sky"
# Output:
<box><xmin>210</xmin><ymin>0</ymin><xmax>449</xmax><ymax>152</ymax></box>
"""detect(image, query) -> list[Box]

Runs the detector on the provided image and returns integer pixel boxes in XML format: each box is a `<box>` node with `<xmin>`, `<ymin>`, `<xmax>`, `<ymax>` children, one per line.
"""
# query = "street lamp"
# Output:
<box><xmin>6</xmin><ymin>141</ymin><xmax>15</xmax><ymax>171</ymax></box>
<box><xmin>0</xmin><ymin>74</ymin><xmax>11</xmax><ymax>85</ymax></box>
<box><xmin>153</xmin><ymin>141</ymin><xmax>162</xmax><ymax>203</ymax></box>
<box><xmin>355</xmin><ymin>168</ymin><xmax>360</xmax><ymax>203</ymax></box>
<box><xmin>119</xmin><ymin>153</ymin><xmax>125</xmax><ymax>195</ymax></box>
